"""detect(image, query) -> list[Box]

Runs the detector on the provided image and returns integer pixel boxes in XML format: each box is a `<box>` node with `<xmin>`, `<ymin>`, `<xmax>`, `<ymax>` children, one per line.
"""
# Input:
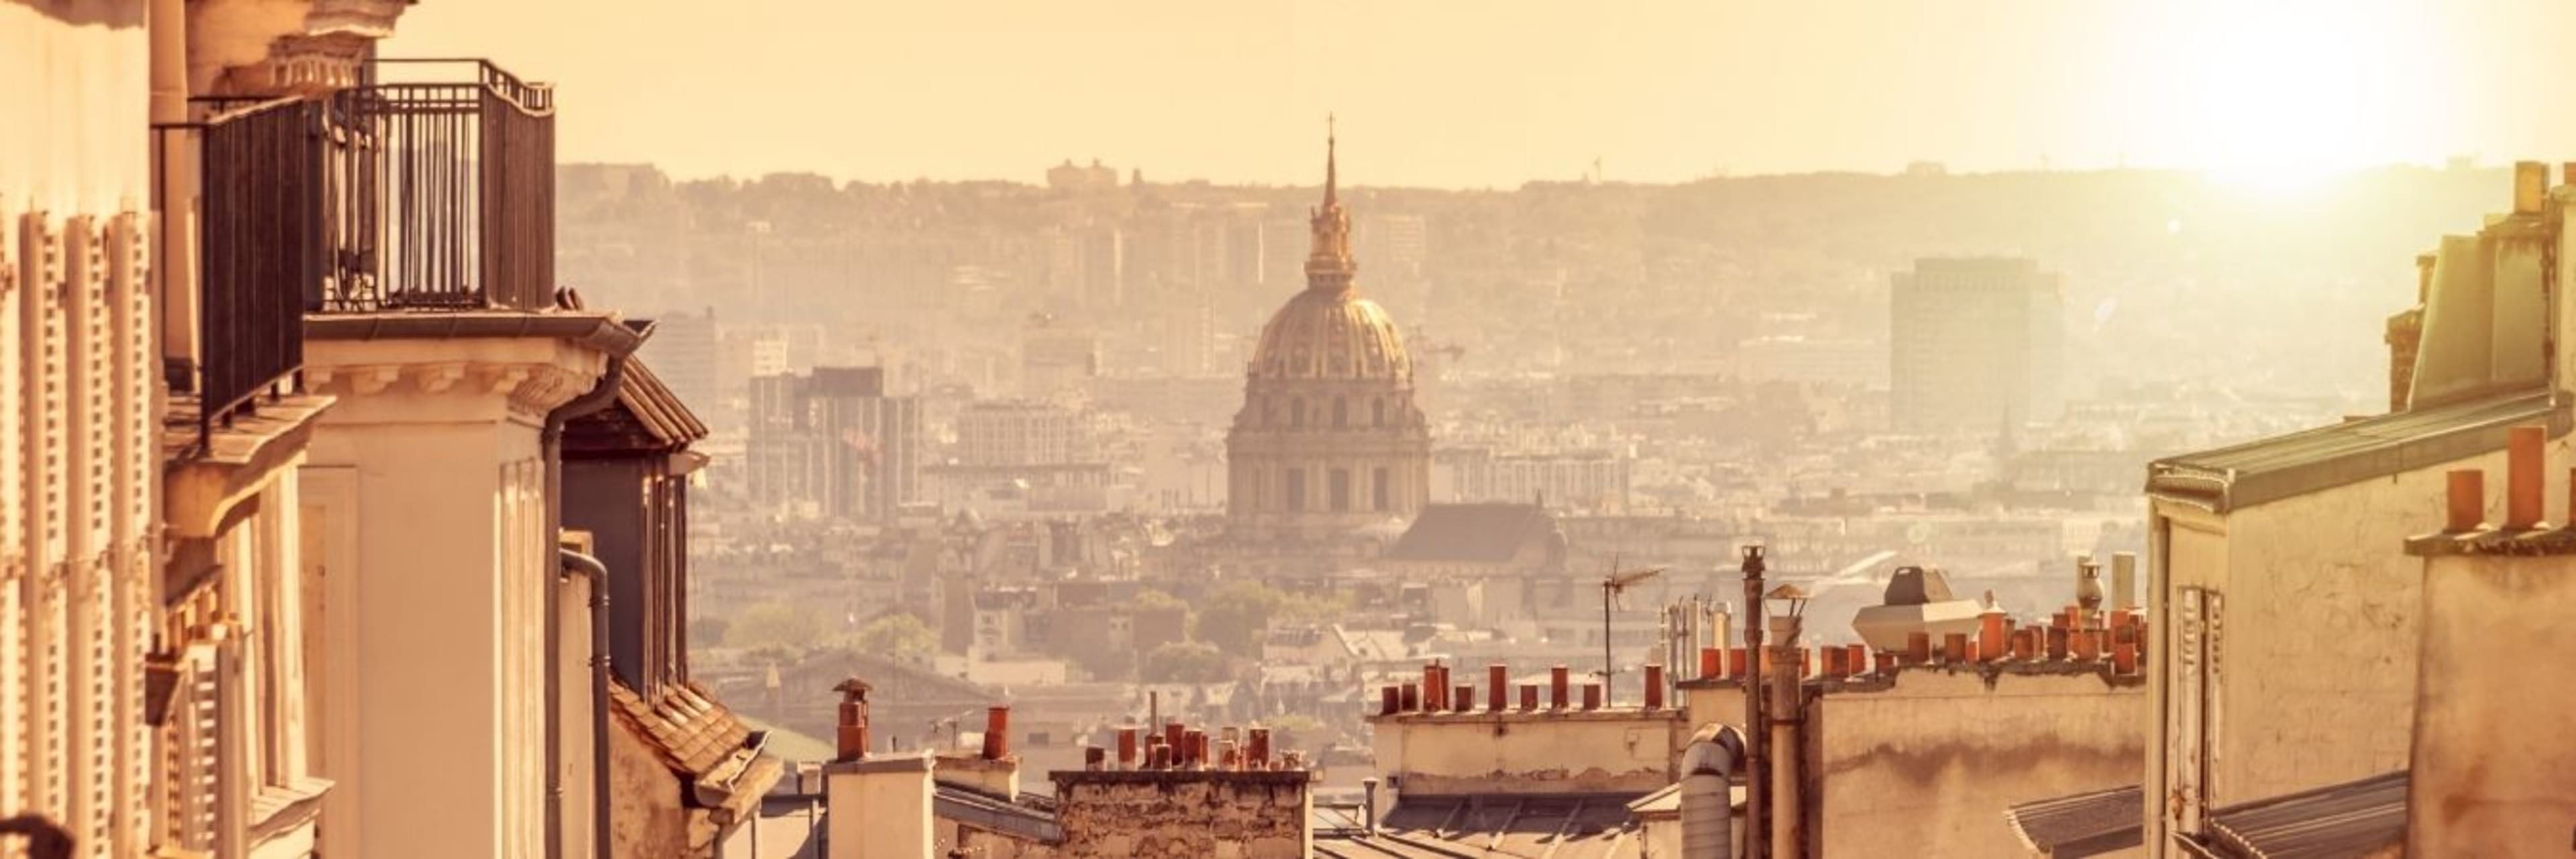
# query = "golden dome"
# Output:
<box><xmin>1248</xmin><ymin>289</ymin><xmax>1412</xmax><ymax>382</ymax></box>
<box><xmin>1246</xmin><ymin>119</ymin><xmax>1413</xmax><ymax>384</ymax></box>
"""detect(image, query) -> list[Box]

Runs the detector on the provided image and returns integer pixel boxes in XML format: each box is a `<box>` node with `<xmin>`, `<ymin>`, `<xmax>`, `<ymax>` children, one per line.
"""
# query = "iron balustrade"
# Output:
<box><xmin>317</xmin><ymin>58</ymin><xmax>557</xmax><ymax>311</ymax></box>
<box><xmin>157</xmin><ymin>97</ymin><xmax>320</xmax><ymax>453</ymax></box>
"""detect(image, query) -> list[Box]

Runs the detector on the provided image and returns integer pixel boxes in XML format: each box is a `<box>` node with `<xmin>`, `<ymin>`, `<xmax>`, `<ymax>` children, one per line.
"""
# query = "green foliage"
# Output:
<box><xmin>728</xmin><ymin>601</ymin><xmax>825</xmax><ymax>651</ymax></box>
<box><xmin>1140</xmin><ymin>641</ymin><xmax>1229</xmax><ymax>683</ymax></box>
<box><xmin>1132</xmin><ymin>588</ymin><xmax>1187</xmax><ymax>613</ymax></box>
<box><xmin>687</xmin><ymin>615</ymin><xmax>731</xmax><ymax>648</ymax></box>
<box><xmin>1194</xmin><ymin>582</ymin><xmax>1284</xmax><ymax>657</ymax></box>
<box><xmin>853</xmin><ymin>613</ymin><xmax>938</xmax><ymax>663</ymax></box>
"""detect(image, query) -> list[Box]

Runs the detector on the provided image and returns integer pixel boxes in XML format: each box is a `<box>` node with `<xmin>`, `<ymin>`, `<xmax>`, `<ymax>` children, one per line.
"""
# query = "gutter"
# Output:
<box><xmin>544</xmin><ymin>346</ymin><xmax>629</xmax><ymax>859</ymax></box>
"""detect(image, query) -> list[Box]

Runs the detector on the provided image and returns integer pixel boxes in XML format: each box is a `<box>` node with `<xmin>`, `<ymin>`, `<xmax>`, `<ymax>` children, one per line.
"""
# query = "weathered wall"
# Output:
<box><xmin>1370</xmin><ymin>709</ymin><xmax>1686</xmax><ymax>797</ymax></box>
<box><xmin>608</xmin><ymin>713</ymin><xmax>692</xmax><ymax>858</ymax></box>
<box><xmin>1811</xmin><ymin>668</ymin><xmax>2143</xmax><ymax>859</ymax></box>
<box><xmin>2406</xmin><ymin>552</ymin><xmax>2576</xmax><ymax>857</ymax></box>
<box><xmin>2145</xmin><ymin>435</ymin><xmax>2569</xmax><ymax>854</ymax></box>
<box><xmin>1051</xmin><ymin>772</ymin><xmax>1309</xmax><ymax>859</ymax></box>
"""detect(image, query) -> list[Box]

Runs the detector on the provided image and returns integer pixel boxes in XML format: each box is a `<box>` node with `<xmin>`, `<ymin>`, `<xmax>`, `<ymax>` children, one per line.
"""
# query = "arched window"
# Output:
<box><xmin>1333</xmin><ymin>397</ymin><xmax>1348</xmax><ymax>429</ymax></box>
<box><xmin>1371</xmin><ymin>399</ymin><xmax>1385</xmax><ymax>427</ymax></box>
<box><xmin>1291</xmin><ymin>399</ymin><xmax>1305</xmax><ymax>429</ymax></box>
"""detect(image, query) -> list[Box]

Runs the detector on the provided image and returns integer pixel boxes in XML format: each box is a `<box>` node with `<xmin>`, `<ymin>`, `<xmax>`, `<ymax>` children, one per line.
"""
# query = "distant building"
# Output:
<box><xmin>749</xmin><ymin>366</ymin><xmax>923</xmax><ymax>520</ymax></box>
<box><xmin>1020</xmin><ymin>315</ymin><xmax>1100</xmax><ymax>401</ymax></box>
<box><xmin>1889</xmin><ymin>257</ymin><xmax>2065</xmax><ymax>431</ymax></box>
<box><xmin>1434</xmin><ymin>447</ymin><xmax>1632</xmax><ymax>511</ymax></box>
<box><xmin>1226</xmin><ymin>132</ymin><xmax>1433</xmax><ymax>541</ymax></box>
<box><xmin>1044</xmin><ymin>157</ymin><xmax>1120</xmax><ymax>193</ymax></box>
<box><xmin>956</xmin><ymin>400</ymin><xmax>1087</xmax><ymax>467</ymax></box>
<box><xmin>1735</xmin><ymin>335</ymin><xmax>1886</xmax><ymax>389</ymax></box>
<box><xmin>643</xmin><ymin>307</ymin><xmax>724</xmax><ymax>423</ymax></box>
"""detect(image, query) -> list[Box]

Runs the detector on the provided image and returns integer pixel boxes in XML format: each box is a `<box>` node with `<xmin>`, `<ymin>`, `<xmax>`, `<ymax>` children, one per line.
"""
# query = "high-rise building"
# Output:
<box><xmin>956</xmin><ymin>401</ymin><xmax>1086</xmax><ymax>467</ymax></box>
<box><xmin>643</xmin><ymin>307</ymin><xmax>722</xmax><ymax>421</ymax></box>
<box><xmin>1889</xmin><ymin>257</ymin><xmax>2065</xmax><ymax>431</ymax></box>
<box><xmin>1226</xmin><ymin>132</ymin><xmax>1433</xmax><ymax>540</ymax></box>
<box><xmin>747</xmin><ymin>366</ymin><xmax>922</xmax><ymax>520</ymax></box>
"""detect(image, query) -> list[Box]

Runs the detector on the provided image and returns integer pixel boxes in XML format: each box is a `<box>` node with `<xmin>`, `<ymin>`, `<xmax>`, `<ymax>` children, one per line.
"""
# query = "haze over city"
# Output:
<box><xmin>9</xmin><ymin>2</ymin><xmax>2576</xmax><ymax>858</ymax></box>
<box><xmin>390</xmin><ymin>0</ymin><xmax>2576</xmax><ymax>187</ymax></box>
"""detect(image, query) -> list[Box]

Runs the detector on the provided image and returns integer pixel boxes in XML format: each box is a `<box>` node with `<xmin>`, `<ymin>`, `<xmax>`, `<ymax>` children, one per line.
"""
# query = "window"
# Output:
<box><xmin>1333</xmin><ymin>398</ymin><xmax>1348</xmax><ymax>428</ymax></box>
<box><xmin>1373</xmin><ymin>467</ymin><xmax>1391</xmax><ymax>511</ymax></box>
<box><xmin>1330</xmin><ymin>468</ymin><xmax>1351</xmax><ymax>511</ymax></box>
<box><xmin>1372</xmin><ymin>399</ymin><xmax>1385</xmax><ymax>427</ymax></box>
<box><xmin>1291</xmin><ymin>399</ymin><xmax>1305</xmax><ymax>429</ymax></box>
<box><xmin>1285</xmin><ymin>468</ymin><xmax>1306</xmax><ymax>511</ymax></box>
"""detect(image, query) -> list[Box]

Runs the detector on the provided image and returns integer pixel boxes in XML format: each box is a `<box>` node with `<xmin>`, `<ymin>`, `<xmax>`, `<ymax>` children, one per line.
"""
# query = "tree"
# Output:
<box><xmin>1194</xmin><ymin>582</ymin><xmax>1286</xmax><ymax>658</ymax></box>
<box><xmin>854</xmin><ymin>613</ymin><xmax>937</xmax><ymax>664</ymax></box>
<box><xmin>688</xmin><ymin>615</ymin><xmax>731</xmax><ymax>648</ymax></box>
<box><xmin>728</xmin><ymin>601</ymin><xmax>824</xmax><ymax>651</ymax></box>
<box><xmin>1142</xmin><ymin>641</ymin><xmax>1229</xmax><ymax>683</ymax></box>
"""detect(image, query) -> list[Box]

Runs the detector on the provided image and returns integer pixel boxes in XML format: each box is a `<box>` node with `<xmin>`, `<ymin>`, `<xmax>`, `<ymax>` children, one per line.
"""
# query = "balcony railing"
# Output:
<box><xmin>315</xmin><ymin>59</ymin><xmax>557</xmax><ymax>312</ymax></box>
<box><xmin>156</xmin><ymin>97</ymin><xmax>321</xmax><ymax>450</ymax></box>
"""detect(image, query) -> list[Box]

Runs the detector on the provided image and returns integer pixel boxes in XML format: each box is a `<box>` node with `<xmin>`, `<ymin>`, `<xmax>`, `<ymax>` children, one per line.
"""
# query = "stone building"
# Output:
<box><xmin>1225</xmin><ymin>132</ymin><xmax>1432</xmax><ymax>543</ymax></box>
<box><xmin>6</xmin><ymin>1</ymin><xmax>420</xmax><ymax>856</ymax></box>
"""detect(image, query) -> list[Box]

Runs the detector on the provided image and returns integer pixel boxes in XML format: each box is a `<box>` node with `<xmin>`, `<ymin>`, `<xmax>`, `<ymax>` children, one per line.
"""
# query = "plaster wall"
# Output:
<box><xmin>824</xmin><ymin>755</ymin><xmax>934</xmax><ymax>859</ymax></box>
<box><xmin>1370</xmin><ymin>710</ymin><xmax>1684</xmax><ymax>797</ymax></box>
<box><xmin>2145</xmin><ymin>434</ymin><xmax>2572</xmax><ymax>855</ymax></box>
<box><xmin>607</xmin><ymin>709</ymin><xmax>693</xmax><ymax>858</ymax></box>
<box><xmin>2406</xmin><ymin>552</ymin><xmax>2576</xmax><ymax>856</ymax></box>
<box><xmin>302</xmin><ymin>336</ymin><xmax>606</xmax><ymax>859</ymax></box>
<box><xmin>1810</xmin><ymin>669</ymin><xmax>2142</xmax><ymax>859</ymax></box>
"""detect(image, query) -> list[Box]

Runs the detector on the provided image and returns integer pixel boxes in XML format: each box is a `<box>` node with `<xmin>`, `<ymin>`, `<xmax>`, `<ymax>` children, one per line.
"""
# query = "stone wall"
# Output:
<box><xmin>1047</xmin><ymin>770</ymin><xmax>1309</xmax><ymax>859</ymax></box>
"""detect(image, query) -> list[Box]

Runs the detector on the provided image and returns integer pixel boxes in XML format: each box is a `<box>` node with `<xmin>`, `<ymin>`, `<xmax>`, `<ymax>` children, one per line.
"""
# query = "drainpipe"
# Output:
<box><xmin>1682</xmin><ymin>724</ymin><xmax>1746</xmax><ymax>858</ymax></box>
<box><xmin>558</xmin><ymin>548</ymin><xmax>614</xmax><ymax>859</ymax></box>
<box><xmin>545</xmin><ymin>352</ymin><xmax>627</xmax><ymax>859</ymax></box>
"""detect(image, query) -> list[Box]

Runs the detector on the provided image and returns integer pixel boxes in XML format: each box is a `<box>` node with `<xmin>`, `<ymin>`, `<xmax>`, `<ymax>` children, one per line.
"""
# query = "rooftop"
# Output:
<box><xmin>1383</xmin><ymin>503</ymin><xmax>1560</xmax><ymax>563</ymax></box>
<box><xmin>2149</xmin><ymin>389</ymin><xmax>2558</xmax><ymax>513</ymax></box>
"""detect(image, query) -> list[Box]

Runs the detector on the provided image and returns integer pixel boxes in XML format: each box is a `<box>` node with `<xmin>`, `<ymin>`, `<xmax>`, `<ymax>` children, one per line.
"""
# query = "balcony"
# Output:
<box><xmin>317</xmin><ymin>59</ymin><xmax>558</xmax><ymax>312</ymax></box>
<box><xmin>155</xmin><ymin>58</ymin><xmax>559</xmax><ymax>477</ymax></box>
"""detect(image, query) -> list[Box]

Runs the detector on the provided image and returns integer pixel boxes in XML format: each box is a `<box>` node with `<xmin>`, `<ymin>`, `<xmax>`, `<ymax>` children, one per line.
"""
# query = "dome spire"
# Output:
<box><xmin>1305</xmin><ymin>113</ymin><xmax>1356</xmax><ymax>288</ymax></box>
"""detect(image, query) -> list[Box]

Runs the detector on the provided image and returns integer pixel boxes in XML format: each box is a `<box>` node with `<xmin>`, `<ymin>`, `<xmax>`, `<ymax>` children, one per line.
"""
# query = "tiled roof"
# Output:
<box><xmin>934</xmin><ymin>785</ymin><xmax>1064</xmax><ymax>844</ymax></box>
<box><xmin>615</xmin><ymin>358</ymin><xmax>710</xmax><ymax>445</ymax></box>
<box><xmin>2204</xmin><ymin>770</ymin><xmax>2407</xmax><ymax>859</ymax></box>
<box><xmin>606</xmin><ymin>680</ymin><xmax>774</xmax><ymax>808</ymax></box>
<box><xmin>1384</xmin><ymin>503</ymin><xmax>1557</xmax><ymax>563</ymax></box>
<box><xmin>2005</xmin><ymin>783</ymin><xmax>2143</xmax><ymax>858</ymax></box>
<box><xmin>2148</xmin><ymin>389</ymin><xmax>2556</xmax><ymax>512</ymax></box>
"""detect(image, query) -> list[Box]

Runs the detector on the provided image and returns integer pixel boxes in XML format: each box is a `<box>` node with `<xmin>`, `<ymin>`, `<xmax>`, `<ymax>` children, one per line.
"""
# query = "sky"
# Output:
<box><xmin>386</xmin><ymin>1</ymin><xmax>2575</xmax><ymax>189</ymax></box>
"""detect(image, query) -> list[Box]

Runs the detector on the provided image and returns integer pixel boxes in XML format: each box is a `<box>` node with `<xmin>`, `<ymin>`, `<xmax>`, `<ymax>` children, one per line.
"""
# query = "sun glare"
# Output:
<box><xmin>2169</xmin><ymin>1</ymin><xmax>2428</xmax><ymax>198</ymax></box>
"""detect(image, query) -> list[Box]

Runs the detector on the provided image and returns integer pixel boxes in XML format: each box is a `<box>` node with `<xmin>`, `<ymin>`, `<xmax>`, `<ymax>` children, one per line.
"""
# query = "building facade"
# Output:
<box><xmin>748</xmin><ymin>366</ymin><xmax>923</xmax><ymax>521</ymax></box>
<box><xmin>1224</xmin><ymin>134</ymin><xmax>1432</xmax><ymax>542</ymax></box>
<box><xmin>1889</xmin><ymin>257</ymin><xmax>2065</xmax><ymax>432</ymax></box>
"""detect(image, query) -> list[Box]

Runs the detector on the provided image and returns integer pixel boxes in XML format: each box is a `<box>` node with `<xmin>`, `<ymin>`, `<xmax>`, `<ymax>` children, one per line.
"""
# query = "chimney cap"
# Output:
<box><xmin>833</xmin><ymin>677</ymin><xmax>873</xmax><ymax>697</ymax></box>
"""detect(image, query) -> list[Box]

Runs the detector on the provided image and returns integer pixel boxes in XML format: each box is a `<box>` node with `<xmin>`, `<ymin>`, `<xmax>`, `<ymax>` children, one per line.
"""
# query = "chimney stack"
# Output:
<box><xmin>1117</xmin><ymin>726</ymin><xmax>1138</xmax><ymax>769</ymax></box>
<box><xmin>1453</xmin><ymin>685</ymin><xmax>1473</xmax><ymax>713</ymax></box>
<box><xmin>1381</xmin><ymin>685</ymin><xmax>1400</xmax><ymax>716</ymax></box>
<box><xmin>1943</xmin><ymin>633</ymin><xmax>1969</xmax><ymax>664</ymax></box>
<box><xmin>1846</xmin><ymin>644</ymin><xmax>1867</xmax><ymax>676</ymax></box>
<box><xmin>1980</xmin><ymin>609</ymin><xmax>2006</xmax><ymax>662</ymax></box>
<box><xmin>1550</xmin><ymin>665</ymin><xmax>1571</xmax><ymax>710</ymax></box>
<box><xmin>1581</xmin><ymin>683</ymin><xmax>1603</xmax><ymax>711</ymax></box>
<box><xmin>982</xmin><ymin>706</ymin><xmax>1010</xmax><ymax>760</ymax></box>
<box><xmin>1644</xmin><ymin>663</ymin><xmax>1666</xmax><ymax>709</ymax></box>
<box><xmin>1699</xmin><ymin>647</ymin><xmax>1721</xmax><ymax>680</ymax></box>
<box><xmin>1400</xmin><ymin>682</ymin><xmax>1420</xmax><ymax>712</ymax></box>
<box><xmin>2508</xmin><ymin>425</ymin><xmax>2545</xmax><ymax>529</ymax></box>
<box><xmin>1906</xmin><ymin>632</ymin><xmax>1931</xmax><ymax>664</ymax></box>
<box><xmin>2515</xmin><ymin>161</ymin><xmax>2548</xmax><ymax>215</ymax></box>
<box><xmin>2448</xmin><ymin>468</ymin><xmax>2487</xmax><ymax>533</ymax></box>
<box><xmin>833</xmin><ymin>677</ymin><xmax>873</xmax><ymax>762</ymax></box>
<box><xmin>1489</xmin><ymin>664</ymin><xmax>1509</xmax><ymax>711</ymax></box>
<box><xmin>2112</xmin><ymin>552</ymin><xmax>2139</xmax><ymax>611</ymax></box>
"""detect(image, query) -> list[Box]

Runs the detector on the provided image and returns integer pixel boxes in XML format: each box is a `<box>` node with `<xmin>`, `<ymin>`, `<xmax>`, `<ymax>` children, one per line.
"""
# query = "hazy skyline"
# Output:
<box><xmin>390</xmin><ymin>1</ymin><xmax>2575</xmax><ymax>188</ymax></box>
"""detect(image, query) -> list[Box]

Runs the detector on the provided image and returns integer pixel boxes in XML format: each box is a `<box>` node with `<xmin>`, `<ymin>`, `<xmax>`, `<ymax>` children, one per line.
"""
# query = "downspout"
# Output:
<box><xmin>545</xmin><ymin>352</ymin><xmax>627</xmax><ymax>859</ymax></box>
<box><xmin>1682</xmin><ymin>724</ymin><xmax>1746</xmax><ymax>859</ymax></box>
<box><xmin>558</xmin><ymin>548</ymin><xmax>614</xmax><ymax>859</ymax></box>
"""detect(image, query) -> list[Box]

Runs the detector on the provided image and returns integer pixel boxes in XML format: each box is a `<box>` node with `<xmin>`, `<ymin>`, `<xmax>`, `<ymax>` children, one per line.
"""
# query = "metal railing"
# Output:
<box><xmin>156</xmin><ymin>97</ymin><xmax>319</xmax><ymax>452</ymax></box>
<box><xmin>315</xmin><ymin>58</ymin><xmax>557</xmax><ymax>312</ymax></box>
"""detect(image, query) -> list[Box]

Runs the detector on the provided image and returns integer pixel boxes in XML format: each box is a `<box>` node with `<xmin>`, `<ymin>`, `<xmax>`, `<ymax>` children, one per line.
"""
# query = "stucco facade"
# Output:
<box><xmin>1369</xmin><ymin>706</ymin><xmax>1688</xmax><ymax>797</ymax></box>
<box><xmin>2404</xmin><ymin>536</ymin><xmax>2576</xmax><ymax>856</ymax></box>
<box><xmin>301</xmin><ymin>327</ymin><xmax>631</xmax><ymax>858</ymax></box>
<box><xmin>1809</xmin><ymin>668</ymin><xmax>2144</xmax><ymax>859</ymax></box>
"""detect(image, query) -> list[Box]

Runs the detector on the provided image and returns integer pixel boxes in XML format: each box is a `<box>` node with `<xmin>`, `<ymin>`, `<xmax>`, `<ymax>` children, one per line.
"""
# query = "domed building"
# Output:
<box><xmin>1227</xmin><ymin>132</ymin><xmax>1433</xmax><ymax>541</ymax></box>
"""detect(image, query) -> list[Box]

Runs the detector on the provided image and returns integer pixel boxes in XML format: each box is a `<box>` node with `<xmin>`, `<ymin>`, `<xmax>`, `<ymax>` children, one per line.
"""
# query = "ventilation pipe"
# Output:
<box><xmin>1682</xmin><ymin>723</ymin><xmax>1747</xmax><ymax>859</ymax></box>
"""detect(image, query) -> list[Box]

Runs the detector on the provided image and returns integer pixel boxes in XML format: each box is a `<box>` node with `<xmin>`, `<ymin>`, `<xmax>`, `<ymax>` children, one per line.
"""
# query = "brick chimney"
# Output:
<box><xmin>833</xmin><ymin>677</ymin><xmax>873</xmax><ymax>762</ymax></box>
